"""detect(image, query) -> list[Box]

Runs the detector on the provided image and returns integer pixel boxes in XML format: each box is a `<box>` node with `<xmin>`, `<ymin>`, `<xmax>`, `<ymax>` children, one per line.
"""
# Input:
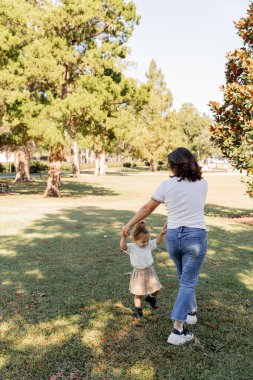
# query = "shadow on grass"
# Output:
<box><xmin>0</xmin><ymin>205</ymin><xmax>252</xmax><ymax>379</ymax></box>
<box><xmin>205</xmin><ymin>203</ymin><xmax>253</xmax><ymax>218</ymax></box>
<box><xmin>8</xmin><ymin>178</ymin><xmax>118</xmax><ymax>197</ymax></box>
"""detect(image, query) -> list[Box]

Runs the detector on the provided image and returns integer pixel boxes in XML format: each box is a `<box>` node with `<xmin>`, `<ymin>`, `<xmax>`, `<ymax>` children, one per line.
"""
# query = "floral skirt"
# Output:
<box><xmin>129</xmin><ymin>265</ymin><xmax>162</xmax><ymax>296</ymax></box>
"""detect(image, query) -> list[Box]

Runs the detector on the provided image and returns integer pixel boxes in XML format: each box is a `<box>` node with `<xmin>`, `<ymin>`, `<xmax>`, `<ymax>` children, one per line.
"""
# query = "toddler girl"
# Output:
<box><xmin>120</xmin><ymin>220</ymin><xmax>166</xmax><ymax>319</ymax></box>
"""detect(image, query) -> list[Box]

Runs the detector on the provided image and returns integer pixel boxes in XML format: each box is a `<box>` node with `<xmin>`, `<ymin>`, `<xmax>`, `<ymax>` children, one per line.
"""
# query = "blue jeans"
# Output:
<box><xmin>166</xmin><ymin>227</ymin><xmax>207</xmax><ymax>322</ymax></box>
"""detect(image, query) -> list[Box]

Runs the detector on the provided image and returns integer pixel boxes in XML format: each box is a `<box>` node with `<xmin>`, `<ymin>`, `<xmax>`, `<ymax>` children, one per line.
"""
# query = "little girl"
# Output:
<box><xmin>120</xmin><ymin>220</ymin><xmax>167</xmax><ymax>319</ymax></box>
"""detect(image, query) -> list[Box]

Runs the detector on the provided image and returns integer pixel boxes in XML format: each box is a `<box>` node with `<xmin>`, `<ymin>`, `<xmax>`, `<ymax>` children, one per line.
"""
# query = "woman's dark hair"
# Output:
<box><xmin>167</xmin><ymin>147</ymin><xmax>202</xmax><ymax>182</ymax></box>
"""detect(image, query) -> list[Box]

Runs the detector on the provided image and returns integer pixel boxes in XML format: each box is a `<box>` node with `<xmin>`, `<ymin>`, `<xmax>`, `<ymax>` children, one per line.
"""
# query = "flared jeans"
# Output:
<box><xmin>166</xmin><ymin>227</ymin><xmax>207</xmax><ymax>322</ymax></box>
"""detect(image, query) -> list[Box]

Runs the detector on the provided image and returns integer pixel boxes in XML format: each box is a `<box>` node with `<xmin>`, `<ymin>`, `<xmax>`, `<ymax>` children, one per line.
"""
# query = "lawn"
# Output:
<box><xmin>0</xmin><ymin>173</ymin><xmax>252</xmax><ymax>380</ymax></box>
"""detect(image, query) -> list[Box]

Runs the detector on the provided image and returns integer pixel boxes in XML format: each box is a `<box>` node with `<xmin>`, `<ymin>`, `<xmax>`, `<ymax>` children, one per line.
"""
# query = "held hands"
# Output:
<box><xmin>160</xmin><ymin>223</ymin><xmax>167</xmax><ymax>235</ymax></box>
<box><xmin>122</xmin><ymin>223</ymin><xmax>167</xmax><ymax>238</ymax></box>
<box><xmin>156</xmin><ymin>223</ymin><xmax>167</xmax><ymax>245</ymax></box>
<box><xmin>120</xmin><ymin>228</ymin><xmax>128</xmax><ymax>251</ymax></box>
<box><xmin>121</xmin><ymin>224</ymin><xmax>131</xmax><ymax>238</ymax></box>
<box><xmin>121</xmin><ymin>231</ymin><xmax>127</xmax><ymax>238</ymax></box>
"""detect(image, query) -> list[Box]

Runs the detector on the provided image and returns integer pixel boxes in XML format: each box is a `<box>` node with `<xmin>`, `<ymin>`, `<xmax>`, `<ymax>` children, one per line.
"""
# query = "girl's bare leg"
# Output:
<box><xmin>134</xmin><ymin>295</ymin><xmax>142</xmax><ymax>308</ymax></box>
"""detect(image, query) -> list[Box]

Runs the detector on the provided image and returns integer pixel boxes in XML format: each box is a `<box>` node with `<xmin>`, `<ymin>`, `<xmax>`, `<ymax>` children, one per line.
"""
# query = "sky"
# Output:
<box><xmin>125</xmin><ymin>0</ymin><xmax>251</xmax><ymax>115</ymax></box>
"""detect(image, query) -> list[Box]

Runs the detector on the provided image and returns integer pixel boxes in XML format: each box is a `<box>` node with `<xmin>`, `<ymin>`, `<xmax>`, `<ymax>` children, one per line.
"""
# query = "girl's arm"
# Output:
<box><xmin>156</xmin><ymin>223</ymin><xmax>167</xmax><ymax>245</ymax></box>
<box><xmin>120</xmin><ymin>233</ymin><xmax>128</xmax><ymax>251</ymax></box>
<box><xmin>122</xmin><ymin>199</ymin><xmax>160</xmax><ymax>237</ymax></box>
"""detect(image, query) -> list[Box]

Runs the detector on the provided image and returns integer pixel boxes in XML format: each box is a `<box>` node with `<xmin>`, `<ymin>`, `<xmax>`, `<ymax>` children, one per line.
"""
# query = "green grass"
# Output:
<box><xmin>0</xmin><ymin>174</ymin><xmax>252</xmax><ymax>380</ymax></box>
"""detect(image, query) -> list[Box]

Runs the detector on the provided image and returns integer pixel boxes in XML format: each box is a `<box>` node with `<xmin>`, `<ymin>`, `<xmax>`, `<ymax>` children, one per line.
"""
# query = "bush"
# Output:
<box><xmin>157</xmin><ymin>164</ymin><xmax>168</xmax><ymax>171</ymax></box>
<box><xmin>122</xmin><ymin>162</ymin><xmax>131</xmax><ymax>168</ymax></box>
<box><xmin>144</xmin><ymin>161</ymin><xmax>150</xmax><ymax>166</ymax></box>
<box><xmin>80</xmin><ymin>163</ymin><xmax>95</xmax><ymax>170</ymax></box>
<box><xmin>0</xmin><ymin>163</ymin><xmax>15</xmax><ymax>173</ymax></box>
<box><xmin>0</xmin><ymin>163</ymin><xmax>5</xmax><ymax>173</ymax></box>
<box><xmin>30</xmin><ymin>161</ymin><xmax>49</xmax><ymax>173</ymax></box>
<box><xmin>106</xmin><ymin>162</ymin><xmax>122</xmax><ymax>168</ymax></box>
<box><xmin>61</xmin><ymin>162</ymin><xmax>72</xmax><ymax>172</ymax></box>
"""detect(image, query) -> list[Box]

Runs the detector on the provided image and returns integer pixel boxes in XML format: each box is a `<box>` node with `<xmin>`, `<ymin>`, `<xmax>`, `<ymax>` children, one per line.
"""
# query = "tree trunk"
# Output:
<box><xmin>80</xmin><ymin>149</ymin><xmax>86</xmax><ymax>164</ymax></box>
<box><xmin>14</xmin><ymin>146</ymin><xmax>31</xmax><ymax>182</ymax></box>
<box><xmin>149</xmin><ymin>159</ymin><xmax>157</xmax><ymax>172</ymax></box>
<box><xmin>44</xmin><ymin>145</ymin><xmax>64</xmax><ymax>197</ymax></box>
<box><xmin>71</xmin><ymin>141</ymin><xmax>80</xmax><ymax>178</ymax></box>
<box><xmin>94</xmin><ymin>151</ymin><xmax>106</xmax><ymax>176</ymax></box>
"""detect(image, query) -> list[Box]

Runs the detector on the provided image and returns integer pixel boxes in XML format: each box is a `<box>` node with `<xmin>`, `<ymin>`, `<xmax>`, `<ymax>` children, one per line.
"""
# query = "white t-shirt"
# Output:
<box><xmin>152</xmin><ymin>177</ymin><xmax>208</xmax><ymax>229</ymax></box>
<box><xmin>126</xmin><ymin>239</ymin><xmax>157</xmax><ymax>268</ymax></box>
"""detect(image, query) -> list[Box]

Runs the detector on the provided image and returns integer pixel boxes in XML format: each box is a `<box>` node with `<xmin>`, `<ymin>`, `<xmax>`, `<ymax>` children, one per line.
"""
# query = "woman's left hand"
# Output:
<box><xmin>122</xmin><ymin>224</ymin><xmax>131</xmax><ymax>237</ymax></box>
<box><xmin>121</xmin><ymin>199</ymin><xmax>160</xmax><ymax>238</ymax></box>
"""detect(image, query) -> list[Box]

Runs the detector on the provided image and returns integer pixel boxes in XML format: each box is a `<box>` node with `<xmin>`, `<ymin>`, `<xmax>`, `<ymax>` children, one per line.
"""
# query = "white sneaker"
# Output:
<box><xmin>186</xmin><ymin>312</ymin><xmax>197</xmax><ymax>324</ymax></box>
<box><xmin>167</xmin><ymin>327</ymin><xmax>194</xmax><ymax>345</ymax></box>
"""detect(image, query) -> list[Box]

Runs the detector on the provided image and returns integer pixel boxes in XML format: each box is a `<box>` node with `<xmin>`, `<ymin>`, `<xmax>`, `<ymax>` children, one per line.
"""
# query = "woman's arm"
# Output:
<box><xmin>122</xmin><ymin>199</ymin><xmax>161</xmax><ymax>237</ymax></box>
<box><xmin>120</xmin><ymin>233</ymin><xmax>128</xmax><ymax>251</ymax></box>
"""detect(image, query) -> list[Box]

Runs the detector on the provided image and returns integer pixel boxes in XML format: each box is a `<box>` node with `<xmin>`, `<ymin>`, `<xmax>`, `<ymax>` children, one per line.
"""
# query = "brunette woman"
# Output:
<box><xmin>122</xmin><ymin>147</ymin><xmax>208</xmax><ymax>345</ymax></box>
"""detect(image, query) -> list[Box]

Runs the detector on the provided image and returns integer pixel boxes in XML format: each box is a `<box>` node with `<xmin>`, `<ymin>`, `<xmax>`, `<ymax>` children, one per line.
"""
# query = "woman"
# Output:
<box><xmin>122</xmin><ymin>147</ymin><xmax>208</xmax><ymax>345</ymax></box>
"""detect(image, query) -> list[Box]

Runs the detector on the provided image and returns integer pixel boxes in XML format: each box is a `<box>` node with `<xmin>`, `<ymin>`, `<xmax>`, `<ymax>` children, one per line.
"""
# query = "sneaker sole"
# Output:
<box><xmin>167</xmin><ymin>333</ymin><xmax>194</xmax><ymax>345</ymax></box>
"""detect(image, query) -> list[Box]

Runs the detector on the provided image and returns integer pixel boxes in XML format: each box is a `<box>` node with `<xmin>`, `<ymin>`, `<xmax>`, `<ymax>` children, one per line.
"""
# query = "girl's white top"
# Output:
<box><xmin>126</xmin><ymin>239</ymin><xmax>157</xmax><ymax>268</ymax></box>
<box><xmin>152</xmin><ymin>177</ymin><xmax>208</xmax><ymax>229</ymax></box>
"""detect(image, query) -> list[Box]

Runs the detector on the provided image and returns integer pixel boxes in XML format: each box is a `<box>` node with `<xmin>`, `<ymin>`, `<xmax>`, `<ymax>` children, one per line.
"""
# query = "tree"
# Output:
<box><xmin>44</xmin><ymin>144</ymin><xmax>64</xmax><ymax>197</ymax></box>
<box><xmin>0</xmin><ymin>0</ymin><xmax>139</xmax><ymax>194</ymax></box>
<box><xmin>209</xmin><ymin>2</ymin><xmax>253</xmax><ymax>197</ymax></box>
<box><xmin>176</xmin><ymin>103</ymin><xmax>216</xmax><ymax>159</ymax></box>
<box><xmin>81</xmin><ymin>75</ymin><xmax>139</xmax><ymax>176</ymax></box>
<box><xmin>0</xmin><ymin>0</ymin><xmax>37</xmax><ymax>181</ymax></box>
<box><xmin>125</xmin><ymin>60</ymin><xmax>178</xmax><ymax>169</ymax></box>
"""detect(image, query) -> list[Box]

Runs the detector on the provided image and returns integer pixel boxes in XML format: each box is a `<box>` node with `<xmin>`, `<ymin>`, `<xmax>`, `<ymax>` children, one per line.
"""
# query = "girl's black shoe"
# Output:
<box><xmin>145</xmin><ymin>295</ymin><xmax>159</xmax><ymax>309</ymax></box>
<box><xmin>134</xmin><ymin>307</ymin><xmax>143</xmax><ymax>319</ymax></box>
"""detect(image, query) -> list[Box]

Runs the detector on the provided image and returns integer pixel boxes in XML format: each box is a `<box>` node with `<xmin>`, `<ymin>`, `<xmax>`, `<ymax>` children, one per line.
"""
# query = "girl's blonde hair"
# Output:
<box><xmin>132</xmin><ymin>220</ymin><xmax>150</xmax><ymax>240</ymax></box>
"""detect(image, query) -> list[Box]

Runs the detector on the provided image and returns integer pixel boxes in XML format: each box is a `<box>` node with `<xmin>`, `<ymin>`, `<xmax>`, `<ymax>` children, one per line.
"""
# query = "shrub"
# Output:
<box><xmin>0</xmin><ymin>163</ymin><xmax>16</xmax><ymax>173</ymax></box>
<box><xmin>30</xmin><ymin>161</ymin><xmax>49</xmax><ymax>173</ymax></box>
<box><xmin>80</xmin><ymin>163</ymin><xmax>95</xmax><ymax>170</ymax></box>
<box><xmin>157</xmin><ymin>164</ymin><xmax>168</xmax><ymax>171</ymax></box>
<box><xmin>123</xmin><ymin>162</ymin><xmax>131</xmax><ymax>168</ymax></box>
<box><xmin>106</xmin><ymin>162</ymin><xmax>122</xmax><ymax>168</ymax></box>
<box><xmin>61</xmin><ymin>162</ymin><xmax>72</xmax><ymax>172</ymax></box>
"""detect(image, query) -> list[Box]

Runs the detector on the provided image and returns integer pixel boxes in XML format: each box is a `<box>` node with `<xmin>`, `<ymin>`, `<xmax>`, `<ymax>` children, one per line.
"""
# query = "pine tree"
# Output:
<box><xmin>125</xmin><ymin>60</ymin><xmax>177</xmax><ymax>169</ymax></box>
